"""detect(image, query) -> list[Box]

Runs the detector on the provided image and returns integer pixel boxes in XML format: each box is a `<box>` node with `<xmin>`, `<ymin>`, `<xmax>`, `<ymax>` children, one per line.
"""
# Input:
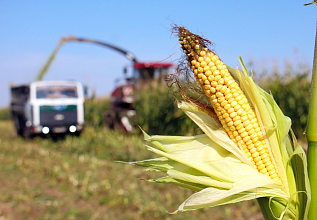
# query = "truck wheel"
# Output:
<box><xmin>13</xmin><ymin>117</ymin><xmax>19</xmax><ymax>137</ymax></box>
<box><xmin>22</xmin><ymin>126</ymin><xmax>31</xmax><ymax>139</ymax></box>
<box><xmin>13</xmin><ymin>115</ymin><xmax>22</xmax><ymax>137</ymax></box>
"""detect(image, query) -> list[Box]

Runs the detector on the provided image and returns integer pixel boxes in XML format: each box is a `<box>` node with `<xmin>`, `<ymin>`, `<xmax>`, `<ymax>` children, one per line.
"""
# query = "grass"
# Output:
<box><xmin>0</xmin><ymin>107</ymin><xmax>10</xmax><ymax>121</ymax></box>
<box><xmin>0</xmin><ymin>121</ymin><xmax>264</xmax><ymax>220</ymax></box>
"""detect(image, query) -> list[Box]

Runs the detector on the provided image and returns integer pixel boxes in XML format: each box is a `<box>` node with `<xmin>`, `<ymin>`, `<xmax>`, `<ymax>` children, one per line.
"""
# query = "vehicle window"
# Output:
<box><xmin>36</xmin><ymin>85</ymin><xmax>78</xmax><ymax>99</ymax></box>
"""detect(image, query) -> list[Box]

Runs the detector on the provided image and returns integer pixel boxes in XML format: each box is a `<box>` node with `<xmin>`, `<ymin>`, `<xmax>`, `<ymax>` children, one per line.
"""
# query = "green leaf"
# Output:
<box><xmin>176</xmin><ymin>173</ymin><xmax>287</xmax><ymax>212</ymax></box>
<box><xmin>288</xmin><ymin>133</ymin><xmax>311</xmax><ymax>220</ymax></box>
<box><xmin>147</xmin><ymin>144</ymin><xmax>247</xmax><ymax>183</ymax></box>
<box><xmin>237</xmin><ymin>57</ymin><xmax>290</xmax><ymax>194</ymax></box>
<box><xmin>141</xmin><ymin>128</ymin><xmax>172</xmax><ymax>152</ymax></box>
<box><xmin>253</xmin><ymin>85</ymin><xmax>297</xmax><ymax>198</ymax></box>
<box><xmin>178</xmin><ymin>101</ymin><xmax>253</xmax><ymax>167</ymax></box>
<box><xmin>131</xmin><ymin>157</ymin><xmax>173</xmax><ymax>172</ymax></box>
<box><xmin>133</xmin><ymin>130</ymin><xmax>289</xmax><ymax>214</ymax></box>
<box><xmin>225</xmin><ymin>64</ymin><xmax>240</xmax><ymax>82</ymax></box>
<box><xmin>167</xmin><ymin>169</ymin><xmax>232</xmax><ymax>189</ymax></box>
<box><xmin>152</xmin><ymin>176</ymin><xmax>205</xmax><ymax>192</ymax></box>
<box><xmin>257</xmin><ymin>197</ymin><xmax>296</xmax><ymax>220</ymax></box>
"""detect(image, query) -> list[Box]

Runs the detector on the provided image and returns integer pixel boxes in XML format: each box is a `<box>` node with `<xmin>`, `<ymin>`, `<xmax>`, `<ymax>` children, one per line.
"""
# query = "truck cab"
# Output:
<box><xmin>11</xmin><ymin>80</ymin><xmax>85</xmax><ymax>138</ymax></box>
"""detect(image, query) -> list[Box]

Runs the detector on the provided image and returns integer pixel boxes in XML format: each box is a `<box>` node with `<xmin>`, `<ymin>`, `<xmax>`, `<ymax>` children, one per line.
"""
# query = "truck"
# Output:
<box><xmin>10</xmin><ymin>80</ymin><xmax>85</xmax><ymax>138</ymax></box>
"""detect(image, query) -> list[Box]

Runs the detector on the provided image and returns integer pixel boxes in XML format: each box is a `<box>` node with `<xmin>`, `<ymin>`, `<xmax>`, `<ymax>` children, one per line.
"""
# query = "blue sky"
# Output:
<box><xmin>1</xmin><ymin>1</ymin><xmax>316</xmax><ymax>107</ymax></box>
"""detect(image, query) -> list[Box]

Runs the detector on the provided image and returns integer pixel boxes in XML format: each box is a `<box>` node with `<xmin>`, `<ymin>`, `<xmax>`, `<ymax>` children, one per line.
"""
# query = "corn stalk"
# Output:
<box><xmin>307</xmin><ymin>22</ymin><xmax>317</xmax><ymax>220</ymax></box>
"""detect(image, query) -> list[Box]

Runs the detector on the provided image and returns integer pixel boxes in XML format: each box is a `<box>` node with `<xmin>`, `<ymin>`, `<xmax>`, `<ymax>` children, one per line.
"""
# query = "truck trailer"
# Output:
<box><xmin>10</xmin><ymin>80</ymin><xmax>85</xmax><ymax>138</ymax></box>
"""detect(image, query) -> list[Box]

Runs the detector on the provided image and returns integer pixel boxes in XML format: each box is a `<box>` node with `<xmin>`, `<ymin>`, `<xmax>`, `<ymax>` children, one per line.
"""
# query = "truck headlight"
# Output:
<box><xmin>42</xmin><ymin>127</ymin><xmax>50</xmax><ymax>134</ymax></box>
<box><xmin>69</xmin><ymin>125</ymin><xmax>77</xmax><ymax>133</ymax></box>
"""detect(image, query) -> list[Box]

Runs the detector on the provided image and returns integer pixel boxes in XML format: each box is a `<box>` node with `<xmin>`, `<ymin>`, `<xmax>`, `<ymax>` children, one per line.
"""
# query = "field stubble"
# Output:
<box><xmin>0</xmin><ymin>121</ymin><xmax>263</xmax><ymax>220</ymax></box>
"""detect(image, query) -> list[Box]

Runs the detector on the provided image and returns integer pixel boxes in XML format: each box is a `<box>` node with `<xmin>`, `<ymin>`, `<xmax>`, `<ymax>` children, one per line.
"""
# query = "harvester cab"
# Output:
<box><xmin>133</xmin><ymin>62</ymin><xmax>173</xmax><ymax>80</ymax></box>
<box><xmin>104</xmin><ymin>61</ymin><xmax>174</xmax><ymax>133</ymax></box>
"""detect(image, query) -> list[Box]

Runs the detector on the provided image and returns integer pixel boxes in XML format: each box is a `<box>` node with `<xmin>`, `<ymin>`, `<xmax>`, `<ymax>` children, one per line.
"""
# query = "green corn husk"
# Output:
<box><xmin>130</xmin><ymin>27</ymin><xmax>310</xmax><ymax>220</ymax></box>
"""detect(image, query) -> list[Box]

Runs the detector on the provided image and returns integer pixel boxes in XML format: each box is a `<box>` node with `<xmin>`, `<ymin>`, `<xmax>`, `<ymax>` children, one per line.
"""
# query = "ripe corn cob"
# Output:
<box><xmin>178</xmin><ymin>26</ymin><xmax>282</xmax><ymax>184</ymax></box>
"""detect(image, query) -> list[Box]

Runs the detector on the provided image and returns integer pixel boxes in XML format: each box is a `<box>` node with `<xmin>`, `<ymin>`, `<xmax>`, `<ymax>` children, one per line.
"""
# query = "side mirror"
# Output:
<box><xmin>83</xmin><ymin>85</ymin><xmax>88</xmax><ymax>98</ymax></box>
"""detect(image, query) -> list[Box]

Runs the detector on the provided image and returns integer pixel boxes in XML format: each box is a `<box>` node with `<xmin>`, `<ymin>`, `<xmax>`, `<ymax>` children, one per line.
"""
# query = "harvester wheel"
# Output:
<box><xmin>104</xmin><ymin>112</ymin><xmax>115</xmax><ymax>129</ymax></box>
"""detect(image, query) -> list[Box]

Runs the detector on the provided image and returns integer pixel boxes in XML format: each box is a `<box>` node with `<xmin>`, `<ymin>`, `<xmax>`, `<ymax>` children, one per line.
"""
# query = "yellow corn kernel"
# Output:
<box><xmin>178</xmin><ymin>26</ymin><xmax>282</xmax><ymax>184</ymax></box>
<box><xmin>249</xmin><ymin>148</ymin><xmax>257</xmax><ymax>154</ymax></box>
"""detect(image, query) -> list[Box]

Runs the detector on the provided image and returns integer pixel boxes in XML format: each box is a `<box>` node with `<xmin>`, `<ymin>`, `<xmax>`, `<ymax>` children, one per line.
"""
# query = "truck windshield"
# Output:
<box><xmin>36</xmin><ymin>85</ymin><xmax>78</xmax><ymax>99</ymax></box>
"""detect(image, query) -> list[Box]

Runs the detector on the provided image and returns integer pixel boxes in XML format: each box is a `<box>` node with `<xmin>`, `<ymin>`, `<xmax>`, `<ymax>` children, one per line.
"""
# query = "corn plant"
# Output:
<box><xmin>134</xmin><ymin>82</ymin><xmax>201</xmax><ymax>136</ymax></box>
<box><xmin>131</xmin><ymin>26</ymin><xmax>311</xmax><ymax>219</ymax></box>
<box><xmin>306</xmin><ymin>4</ymin><xmax>317</xmax><ymax>219</ymax></box>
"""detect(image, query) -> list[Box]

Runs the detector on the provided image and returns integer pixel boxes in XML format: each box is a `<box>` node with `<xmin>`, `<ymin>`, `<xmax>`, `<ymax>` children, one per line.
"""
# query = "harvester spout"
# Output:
<box><xmin>36</xmin><ymin>35</ymin><xmax>138</xmax><ymax>81</ymax></box>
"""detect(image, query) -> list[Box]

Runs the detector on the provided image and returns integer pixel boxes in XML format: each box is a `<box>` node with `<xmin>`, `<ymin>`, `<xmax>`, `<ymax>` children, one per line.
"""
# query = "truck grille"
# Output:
<box><xmin>39</xmin><ymin>105</ymin><xmax>77</xmax><ymax>125</ymax></box>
